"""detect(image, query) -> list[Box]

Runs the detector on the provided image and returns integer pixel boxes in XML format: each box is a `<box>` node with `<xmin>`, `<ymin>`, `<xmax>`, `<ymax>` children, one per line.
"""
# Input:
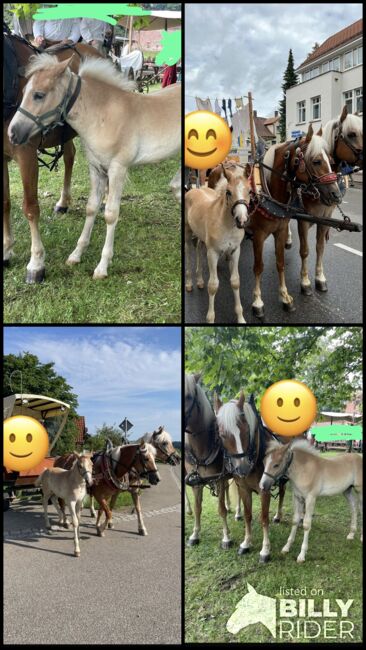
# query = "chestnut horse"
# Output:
<box><xmin>3</xmin><ymin>32</ymin><xmax>101</xmax><ymax>282</ymax></box>
<box><xmin>293</xmin><ymin>106</ymin><xmax>363</xmax><ymax>293</ymax></box>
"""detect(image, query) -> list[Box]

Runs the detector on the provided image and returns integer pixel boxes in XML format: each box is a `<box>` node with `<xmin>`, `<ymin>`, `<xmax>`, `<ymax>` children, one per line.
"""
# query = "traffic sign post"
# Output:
<box><xmin>119</xmin><ymin>417</ymin><xmax>133</xmax><ymax>442</ymax></box>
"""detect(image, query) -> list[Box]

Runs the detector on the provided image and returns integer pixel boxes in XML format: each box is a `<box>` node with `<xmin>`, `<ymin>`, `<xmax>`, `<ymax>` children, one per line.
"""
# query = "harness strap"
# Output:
<box><xmin>17</xmin><ymin>74</ymin><xmax>81</xmax><ymax>134</ymax></box>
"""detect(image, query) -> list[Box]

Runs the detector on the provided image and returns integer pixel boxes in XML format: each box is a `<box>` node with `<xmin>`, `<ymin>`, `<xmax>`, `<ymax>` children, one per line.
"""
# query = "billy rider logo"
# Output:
<box><xmin>226</xmin><ymin>583</ymin><xmax>354</xmax><ymax>640</ymax></box>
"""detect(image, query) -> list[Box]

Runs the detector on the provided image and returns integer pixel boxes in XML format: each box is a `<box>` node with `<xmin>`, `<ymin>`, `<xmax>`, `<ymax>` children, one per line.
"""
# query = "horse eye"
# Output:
<box><xmin>188</xmin><ymin>129</ymin><xmax>199</xmax><ymax>139</ymax></box>
<box><xmin>33</xmin><ymin>92</ymin><xmax>45</xmax><ymax>101</ymax></box>
<box><xmin>313</xmin><ymin>160</ymin><xmax>321</xmax><ymax>165</ymax></box>
<box><xmin>348</xmin><ymin>132</ymin><xmax>356</xmax><ymax>138</ymax></box>
<box><xmin>273</xmin><ymin>463</ymin><xmax>279</xmax><ymax>468</ymax></box>
<box><xmin>226</xmin><ymin>190</ymin><xmax>232</xmax><ymax>197</ymax></box>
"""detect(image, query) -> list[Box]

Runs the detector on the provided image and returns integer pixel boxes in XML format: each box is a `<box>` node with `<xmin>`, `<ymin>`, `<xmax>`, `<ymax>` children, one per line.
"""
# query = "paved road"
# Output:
<box><xmin>185</xmin><ymin>188</ymin><xmax>362</xmax><ymax>324</ymax></box>
<box><xmin>4</xmin><ymin>463</ymin><xmax>181</xmax><ymax>645</ymax></box>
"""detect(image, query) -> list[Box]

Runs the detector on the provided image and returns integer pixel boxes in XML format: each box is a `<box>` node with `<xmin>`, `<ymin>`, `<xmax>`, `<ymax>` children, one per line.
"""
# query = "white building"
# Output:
<box><xmin>286</xmin><ymin>19</ymin><xmax>362</xmax><ymax>138</ymax></box>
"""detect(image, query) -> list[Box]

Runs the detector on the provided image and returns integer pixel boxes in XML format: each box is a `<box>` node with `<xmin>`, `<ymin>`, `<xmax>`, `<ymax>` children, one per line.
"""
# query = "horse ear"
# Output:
<box><xmin>213</xmin><ymin>392</ymin><xmax>222</xmax><ymax>414</ymax></box>
<box><xmin>238</xmin><ymin>390</ymin><xmax>245</xmax><ymax>410</ymax></box>
<box><xmin>194</xmin><ymin>372</ymin><xmax>202</xmax><ymax>384</ymax></box>
<box><xmin>73</xmin><ymin>451</ymin><xmax>80</xmax><ymax>458</ymax></box>
<box><xmin>244</xmin><ymin>162</ymin><xmax>251</xmax><ymax>178</ymax></box>
<box><xmin>317</xmin><ymin>126</ymin><xmax>322</xmax><ymax>136</ymax></box>
<box><xmin>221</xmin><ymin>164</ymin><xmax>230</xmax><ymax>180</ymax></box>
<box><xmin>305</xmin><ymin>123</ymin><xmax>313</xmax><ymax>142</ymax></box>
<box><xmin>340</xmin><ymin>105</ymin><xmax>348</xmax><ymax>123</ymax></box>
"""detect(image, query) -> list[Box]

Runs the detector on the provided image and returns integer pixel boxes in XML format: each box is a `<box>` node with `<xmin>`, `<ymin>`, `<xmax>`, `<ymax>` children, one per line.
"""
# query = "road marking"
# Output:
<box><xmin>170</xmin><ymin>466</ymin><xmax>182</xmax><ymax>493</ymax></box>
<box><xmin>334</xmin><ymin>243</ymin><xmax>362</xmax><ymax>257</ymax></box>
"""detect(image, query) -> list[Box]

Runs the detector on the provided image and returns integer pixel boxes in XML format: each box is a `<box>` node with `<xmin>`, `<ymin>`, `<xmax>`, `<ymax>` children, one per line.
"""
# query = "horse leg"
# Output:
<box><xmin>298</xmin><ymin>221</ymin><xmax>312</xmax><ymax>295</ymax></box>
<box><xmin>235</xmin><ymin>483</ymin><xmax>243</xmax><ymax>521</ymax></box>
<box><xmin>3</xmin><ymin>157</ymin><xmax>14</xmax><ymax>265</ymax></box>
<box><xmin>169</xmin><ymin>168</ymin><xmax>181</xmax><ymax>204</ymax></box>
<box><xmin>285</xmin><ymin>222</ymin><xmax>292</xmax><ymax>249</ymax></box>
<box><xmin>218</xmin><ymin>479</ymin><xmax>232</xmax><ymax>549</ymax></box>
<box><xmin>237</xmin><ymin>484</ymin><xmax>253</xmax><ymax>555</ymax></box>
<box><xmin>18</xmin><ymin>147</ymin><xmax>45</xmax><ymax>283</ymax></box>
<box><xmin>358</xmin><ymin>488</ymin><xmax>363</xmax><ymax>542</ymax></box>
<box><xmin>90</xmin><ymin>495</ymin><xmax>97</xmax><ymax>518</ymax></box>
<box><xmin>274</xmin><ymin>227</ymin><xmax>295</xmax><ymax>312</ymax></box>
<box><xmin>225</xmin><ymin>480</ymin><xmax>232</xmax><ymax>513</ymax></box>
<box><xmin>251</xmin><ymin>229</ymin><xmax>266</xmax><ymax>318</ymax></box>
<box><xmin>185</xmin><ymin>488</ymin><xmax>193</xmax><ymax>515</ymax></box>
<box><xmin>187</xmin><ymin>485</ymin><xmax>203</xmax><ymax>546</ymax></box>
<box><xmin>282</xmin><ymin>493</ymin><xmax>303</xmax><ymax>554</ymax></box>
<box><xmin>67</xmin><ymin>164</ymin><xmax>107</xmax><ymax>265</ymax></box>
<box><xmin>206</xmin><ymin>247</ymin><xmax>219</xmax><ymax>323</ymax></box>
<box><xmin>297</xmin><ymin>494</ymin><xmax>316</xmax><ymax>563</ymax></box>
<box><xmin>93</xmin><ymin>164</ymin><xmax>127</xmax><ymax>279</ymax></box>
<box><xmin>344</xmin><ymin>487</ymin><xmax>357</xmax><ymax>540</ymax></box>
<box><xmin>229</xmin><ymin>246</ymin><xmax>245</xmax><ymax>323</ymax></box>
<box><xmin>108</xmin><ymin>493</ymin><xmax>118</xmax><ymax>529</ymax></box>
<box><xmin>185</xmin><ymin>222</ymin><xmax>193</xmax><ymax>292</ymax></box>
<box><xmin>69</xmin><ymin>500</ymin><xmax>81</xmax><ymax>557</ymax></box>
<box><xmin>315</xmin><ymin>225</ymin><xmax>329</xmax><ymax>291</ymax></box>
<box><xmin>42</xmin><ymin>489</ymin><xmax>52</xmax><ymax>530</ymax></box>
<box><xmin>55</xmin><ymin>140</ymin><xmax>75</xmax><ymax>213</ymax></box>
<box><xmin>131</xmin><ymin>490</ymin><xmax>148</xmax><ymax>536</ymax></box>
<box><xmin>273</xmin><ymin>480</ymin><xmax>286</xmax><ymax>522</ymax></box>
<box><xmin>196</xmin><ymin>239</ymin><xmax>204</xmax><ymax>289</ymax></box>
<box><xmin>52</xmin><ymin>496</ymin><xmax>70</xmax><ymax>528</ymax></box>
<box><xmin>96</xmin><ymin>498</ymin><xmax>112</xmax><ymax>536</ymax></box>
<box><xmin>259</xmin><ymin>489</ymin><xmax>271</xmax><ymax>563</ymax></box>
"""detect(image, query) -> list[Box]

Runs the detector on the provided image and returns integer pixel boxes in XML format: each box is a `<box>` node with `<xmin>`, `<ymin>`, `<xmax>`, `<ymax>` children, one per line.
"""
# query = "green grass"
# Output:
<box><xmin>185</xmin><ymin>465</ymin><xmax>363</xmax><ymax>643</ymax></box>
<box><xmin>4</xmin><ymin>140</ymin><xmax>181</xmax><ymax>323</ymax></box>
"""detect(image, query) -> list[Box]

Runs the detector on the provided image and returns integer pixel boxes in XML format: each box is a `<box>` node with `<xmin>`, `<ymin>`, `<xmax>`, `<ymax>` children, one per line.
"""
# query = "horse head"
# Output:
<box><xmin>215</xmin><ymin>391</ymin><xmax>257</xmax><ymax>478</ymax></box>
<box><xmin>217</xmin><ymin>163</ymin><xmax>251</xmax><ymax>228</ymax></box>
<box><xmin>136</xmin><ymin>442</ymin><xmax>160</xmax><ymax>485</ymax></box>
<box><xmin>151</xmin><ymin>426</ymin><xmax>180</xmax><ymax>466</ymax></box>
<box><xmin>259</xmin><ymin>440</ymin><xmax>292</xmax><ymax>491</ymax></box>
<box><xmin>332</xmin><ymin>105</ymin><xmax>363</xmax><ymax>167</ymax></box>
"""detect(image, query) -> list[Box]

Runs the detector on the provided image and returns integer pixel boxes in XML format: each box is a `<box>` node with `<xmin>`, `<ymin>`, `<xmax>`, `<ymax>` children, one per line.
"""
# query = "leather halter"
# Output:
<box><xmin>17</xmin><ymin>73</ymin><xmax>81</xmax><ymax>135</ymax></box>
<box><xmin>76</xmin><ymin>459</ymin><xmax>92</xmax><ymax>483</ymax></box>
<box><xmin>333</xmin><ymin>122</ymin><xmax>363</xmax><ymax>165</ymax></box>
<box><xmin>262</xmin><ymin>451</ymin><xmax>294</xmax><ymax>484</ymax></box>
<box><xmin>230</xmin><ymin>198</ymin><xmax>249</xmax><ymax>218</ymax></box>
<box><xmin>219</xmin><ymin>401</ymin><xmax>258</xmax><ymax>476</ymax></box>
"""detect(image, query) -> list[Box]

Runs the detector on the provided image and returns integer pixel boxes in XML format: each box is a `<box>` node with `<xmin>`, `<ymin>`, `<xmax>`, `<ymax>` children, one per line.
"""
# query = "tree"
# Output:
<box><xmin>278</xmin><ymin>49</ymin><xmax>299</xmax><ymax>142</ymax></box>
<box><xmin>88</xmin><ymin>423</ymin><xmax>124</xmax><ymax>452</ymax></box>
<box><xmin>3</xmin><ymin>351</ymin><xmax>79</xmax><ymax>455</ymax></box>
<box><xmin>185</xmin><ymin>327</ymin><xmax>362</xmax><ymax>412</ymax></box>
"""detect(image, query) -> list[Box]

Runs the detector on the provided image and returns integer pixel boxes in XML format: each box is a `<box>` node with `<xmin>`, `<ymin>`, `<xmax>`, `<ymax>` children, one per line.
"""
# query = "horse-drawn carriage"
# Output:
<box><xmin>3</xmin><ymin>393</ymin><xmax>70</xmax><ymax>510</ymax></box>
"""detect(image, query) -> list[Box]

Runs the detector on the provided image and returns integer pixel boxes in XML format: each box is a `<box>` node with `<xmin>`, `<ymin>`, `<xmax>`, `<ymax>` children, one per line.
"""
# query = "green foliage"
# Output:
<box><xmin>3</xmin><ymin>351</ymin><xmax>79</xmax><ymax>411</ymax></box>
<box><xmin>10</xmin><ymin>3</ymin><xmax>40</xmax><ymax>19</ymax></box>
<box><xmin>88</xmin><ymin>423</ymin><xmax>124</xmax><ymax>451</ymax></box>
<box><xmin>52</xmin><ymin>416</ymin><xmax>79</xmax><ymax>456</ymax></box>
<box><xmin>278</xmin><ymin>49</ymin><xmax>299</xmax><ymax>142</ymax></box>
<box><xmin>185</xmin><ymin>327</ymin><xmax>362</xmax><ymax>412</ymax></box>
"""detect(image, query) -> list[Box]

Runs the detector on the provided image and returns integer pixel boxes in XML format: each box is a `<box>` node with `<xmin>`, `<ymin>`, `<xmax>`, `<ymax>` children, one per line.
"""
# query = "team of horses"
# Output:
<box><xmin>185</xmin><ymin>373</ymin><xmax>363</xmax><ymax>563</ymax></box>
<box><xmin>185</xmin><ymin>108</ymin><xmax>362</xmax><ymax>322</ymax></box>
<box><xmin>4</xmin><ymin>29</ymin><xmax>181</xmax><ymax>281</ymax></box>
<box><xmin>36</xmin><ymin>426</ymin><xmax>179</xmax><ymax>557</ymax></box>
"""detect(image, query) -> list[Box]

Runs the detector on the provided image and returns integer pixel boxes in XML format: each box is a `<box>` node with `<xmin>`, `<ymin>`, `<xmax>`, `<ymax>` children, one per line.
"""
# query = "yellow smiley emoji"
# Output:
<box><xmin>4</xmin><ymin>416</ymin><xmax>49</xmax><ymax>472</ymax></box>
<box><xmin>185</xmin><ymin>111</ymin><xmax>232</xmax><ymax>170</ymax></box>
<box><xmin>260</xmin><ymin>380</ymin><xmax>317</xmax><ymax>437</ymax></box>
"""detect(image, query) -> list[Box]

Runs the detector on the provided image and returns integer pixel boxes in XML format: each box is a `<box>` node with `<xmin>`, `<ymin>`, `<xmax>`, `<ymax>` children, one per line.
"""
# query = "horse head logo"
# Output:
<box><xmin>226</xmin><ymin>583</ymin><xmax>276</xmax><ymax>637</ymax></box>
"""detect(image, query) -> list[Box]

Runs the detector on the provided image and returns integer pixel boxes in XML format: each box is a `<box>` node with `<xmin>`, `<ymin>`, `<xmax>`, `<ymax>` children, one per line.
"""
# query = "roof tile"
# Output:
<box><xmin>297</xmin><ymin>18</ymin><xmax>362</xmax><ymax>69</ymax></box>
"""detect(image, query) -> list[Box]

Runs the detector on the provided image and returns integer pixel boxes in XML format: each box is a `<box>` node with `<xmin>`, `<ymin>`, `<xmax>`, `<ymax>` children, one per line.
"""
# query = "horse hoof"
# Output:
<box><xmin>252</xmin><ymin>305</ymin><xmax>265</xmax><ymax>319</ymax></box>
<box><xmin>138</xmin><ymin>529</ymin><xmax>148</xmax><ymax>536</ymax></box>
<box><xmin>273</xmin><ymin>516</ymin><xmax>281</xmax><ymax>523</ymax></box>
<box><xmin>187</xmin><ymin>538</ymin><xmax>200</xmax><ymax>547</ymax></box>
<box><xmin>259</xmin><ymin>554</ymin><xmax>270</xmax><ymax>563</ymax></box>
<box><xmin>297</xmin><ymin>556</ymin><xmax>305</xmax><ymax>564</ymax></box>
<box><xmin>90</xmin><ymin>513</ymin><xmax>96</xmax><ymax>519</ymax></box>
<box><xmin>285</xmin><ymin>242</ymin><xmax>292</xmax><ymax>250</ymax></box>
<box><xmin>26</xmin><ymin>268</ymin><xmax>45</xmax><ymax>284</ymax></box>
<box><xmin>301</xmin><ymin>285</ymin><xmax>312</xmax><ymax>296</ymax></box>
<box><xmin>107</xmin><ymin>522</ymin><xmax>114</xmax><ymax>529</ymax></box>
<box><xmin>315</xmin><ymin>279</ymin><xmax>328</xmax><ymax>292</ymax></box>
<box><xmin>197</xmin><ymin>281</ymin><xmax>204</xmax><ymax>290</ymax></box>
<box><xmin>238</xmin><ymin>546</ymin><xmax>251</xmax><ymax>555</ymax></box>
<box><xmin>221</xmin><ymin>540</ymin><xmax>233</xmax><ymax>550</ymax></box>
<box><xmin>235</xmin><ymin>515</ymin><xmax>243</xmax><ymax>521</ymax></box>
<box><xmin>93</xmin><ymin>271</ymin><xmax>108</xmax><ymax>280</ymax></box>
<box><xmin>54</xmin><ymin>205</ymin><xmax>68</xmax><ymax>214</ymax></box>
<box><xmin>186</xmin><ymin>284</ymin><xmax>193</xmax><ymax>293</ymax></box>
<box><xmin>74</xmin><ymin>551</ymin><xmax>80</xmax><ymax>557</ymax></box>
<box><xmin>97</xmin><ymin>529</ymin><xmax>104</xmax><ymax>537</ymax></box>
<box><xmin>4</xmin><ymin>259</ymin><xmax>11</xmax><ymax>268</ymax></box>
<box><xmin>282</xmin><ymin>301</ymin><xmax>296</xmax><ymax>312</ymax></box>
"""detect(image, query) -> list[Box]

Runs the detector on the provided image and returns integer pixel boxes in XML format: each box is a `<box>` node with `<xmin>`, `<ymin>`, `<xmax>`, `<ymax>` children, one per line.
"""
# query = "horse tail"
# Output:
<box><xmin>35</xmin><ymin>469</ymin><xmax>47</xmax><ymax>487</ymax></box>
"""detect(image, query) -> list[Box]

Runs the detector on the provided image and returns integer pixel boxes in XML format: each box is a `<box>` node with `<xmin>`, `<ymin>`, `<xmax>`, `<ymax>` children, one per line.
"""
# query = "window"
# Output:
<box><xmin>297</xmin><ymin>100</ymin><xmax>306</xmax><ymax>123</ymax></box>
<box><xmin>344</xmin><ymin>90</ymin><xmax>353</xmax><ymax>113</ymax></box>
<box><xmin>330</xmin><ymin>57</ymin><xmax>340</xmax><ymax>71</ymax></box>
<box><xmin>322</xmin><ymin>61</ymin><xmax>329</xmax><ymax>73</ymax></box>
<box><xmin>310</xmin><ymin>67</ymin><xmax>319</xmax><ymax>78</ymax></box>
<box><xmin>311</xmin><ymin>96</ymin><xmax>321</xmax><ymax>120</ymax></box>
<box><xmin>304</xmin><ymin>70</ymin><xmax>311</xmax><ymax>81</ymax></box>
<box><xmin>344</xmin><ymin>51</ymin><xmax>353</xmax><ymax>69</ymax></box>
<box><xmin>355</xmin><ymin>88</ymin><xmax>363</xmax><ymax>113</ymax></box>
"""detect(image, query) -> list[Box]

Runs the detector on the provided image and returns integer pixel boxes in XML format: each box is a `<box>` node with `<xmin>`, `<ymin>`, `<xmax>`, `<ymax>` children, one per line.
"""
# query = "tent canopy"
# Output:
<box><xmin>118</xmin><ymin>10</ymin><xmax>181</xmax><ymax>31</ymax></box>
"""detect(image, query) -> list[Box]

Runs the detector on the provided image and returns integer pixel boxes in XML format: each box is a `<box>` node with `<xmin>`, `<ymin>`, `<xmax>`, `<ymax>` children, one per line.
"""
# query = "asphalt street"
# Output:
<box><xmin>4</xmin><ymin>463</ymin><xmax>181</xmax><ymax>645</ymax></box>
<box><xmin>185</xmin><ymin>187</ymin><xmax>362</xmax><ymax>324</ymax></box>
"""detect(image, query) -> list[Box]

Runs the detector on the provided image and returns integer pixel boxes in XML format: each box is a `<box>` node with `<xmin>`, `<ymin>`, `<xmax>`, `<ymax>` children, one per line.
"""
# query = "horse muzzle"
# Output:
<box><xmin>148</xmin><ymin>471</ymin><xmax>160</xmax><ymax>485</ymax></box>
<box><xmin>259</xmin><ymin>475</ymin><xmax>273</xmax><ymax>492</ymax></box>
<box><xmin>8</xmin><ymin>121</ymin><xmax>33</xmax><ymax>146</ymax></box>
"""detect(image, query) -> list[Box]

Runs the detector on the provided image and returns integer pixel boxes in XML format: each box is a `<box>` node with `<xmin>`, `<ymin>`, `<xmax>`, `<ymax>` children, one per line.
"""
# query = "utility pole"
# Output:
<box><xmin>248</xmin><ymin>91</ymin><xmax>256</xmax><ymax>160</ymax></box>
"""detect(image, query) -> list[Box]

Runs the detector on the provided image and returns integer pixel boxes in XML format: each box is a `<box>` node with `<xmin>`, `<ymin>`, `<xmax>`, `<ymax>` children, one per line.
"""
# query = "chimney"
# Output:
<box><xmin>274</xmin><ymin>110</ymin><xmax>278</xmax><ymax>117</ymax></box>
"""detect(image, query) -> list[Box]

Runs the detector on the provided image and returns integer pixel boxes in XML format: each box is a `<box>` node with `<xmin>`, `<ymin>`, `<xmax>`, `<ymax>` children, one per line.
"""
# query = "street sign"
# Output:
<box><xmin>291</xmin><ymin>130</ymin><xmax>302</xmax><ymax>137</ymax></box>
<box><xmin>119</xmin><ymin>418</ymin><xmax>133</xmax><ymax>433</ymax></box>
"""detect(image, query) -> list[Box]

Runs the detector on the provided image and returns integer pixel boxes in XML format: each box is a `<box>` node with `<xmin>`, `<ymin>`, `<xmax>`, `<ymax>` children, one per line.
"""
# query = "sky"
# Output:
<box><xmin>185</xmin><ymin>3</ymin><xmax>363</xmax><ymax>116</ymax></box>
<box><xmin>4</xmin><ymin>327</ymin><xmax>181</xmax><ymax>441</ymax></box>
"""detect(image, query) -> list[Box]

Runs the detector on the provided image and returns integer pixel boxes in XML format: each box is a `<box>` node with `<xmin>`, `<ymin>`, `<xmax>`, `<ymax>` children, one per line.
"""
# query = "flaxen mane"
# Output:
<box><xmin>79</xmin><ymin>57</ymin><xmax>136</xmax><ymax>92</ymax></box>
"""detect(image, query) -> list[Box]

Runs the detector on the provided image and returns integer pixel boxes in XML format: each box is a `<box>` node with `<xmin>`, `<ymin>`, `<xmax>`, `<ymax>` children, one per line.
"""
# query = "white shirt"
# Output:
<box><xmin>33</xmin><ymin>19</ymin><xmax>80</xmax><ymax>43</ymax></box>
<box><xmin>80</xmin><ymin>19</ymin><xmax>110</xmax><ymax>43</ymax></box>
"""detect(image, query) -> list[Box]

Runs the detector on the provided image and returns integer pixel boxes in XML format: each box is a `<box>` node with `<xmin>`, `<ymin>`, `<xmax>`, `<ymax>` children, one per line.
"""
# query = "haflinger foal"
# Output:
<box><xmin>185</xmin><ymin>164</ymin><xmax>251</xmax><ymax>323</ymax></box>
<box><xmin>35</xmin><ymin>453</ymin><xmax>93</xmax><ymax>557</ymax></box>
<box><xmin>259</xmin><ymin>439</ymin><xmax>363</xmax><ymax>563</ymax></box>
<box><xmin>8</xmin><ymin>54</ymin><xmax>180</xmax><ymax>279</ymax></box>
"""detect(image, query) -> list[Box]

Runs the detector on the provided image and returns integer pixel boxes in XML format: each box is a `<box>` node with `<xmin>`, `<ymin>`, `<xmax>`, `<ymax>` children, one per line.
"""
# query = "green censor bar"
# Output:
<box><xmin>312</xmin><ymin>424</ymin><xmax>363</xmax><ymax>442</ymax></box>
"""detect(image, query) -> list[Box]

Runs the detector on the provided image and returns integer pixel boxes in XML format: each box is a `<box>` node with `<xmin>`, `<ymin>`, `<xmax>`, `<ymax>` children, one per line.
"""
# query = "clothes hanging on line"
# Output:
<box><xmin>214</xmin><ymin>98</ymin><xmax>221</xmax><ymax>116</ymax></box>
<box><xmin>235</xmin><ymin>97</ymin><xmax>244</xmax><ymax>110</ymax></box>
<box><xmin>195</xmin><ymin>97</ymin><xmax>213</xmax><ymax>111</ymax></box>
<box><xmin>228</xmin><ymin>99</ymin><xmax>233</xmax><ymax>119</ymax></box>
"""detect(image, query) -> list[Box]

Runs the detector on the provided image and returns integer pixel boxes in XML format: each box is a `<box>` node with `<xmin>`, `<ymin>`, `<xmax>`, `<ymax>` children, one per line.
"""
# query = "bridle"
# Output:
<box><xmin>185</xmin><ymin>386</ymin><xmax>200</xmax><ymax>432</ymax></box>
<box><xmin>262</xmin><ymin>450</ymin><xmax>294</xmax><ymax>484</ymax></box>
<box><xmin>219</xmin><ymin>401</ymin><xmax>258</xmax><ymax>476</ymax></box>
<box><xmin>333</xmin><ymin>122</ymin><xmax>363</xmax><ymax>165</ymax></box>
<box><xmin>16</xmin><ymin>71</ymin><xmax>81</xmax><ymax>136</ymax></box>
<box><xmin>153</xmin><ymin>436</ymin><xmax>178</xmax><ymax>465</ymax></box>
<box><xmin>76</xmin><ymin>459</ymin><xmax>92</xmax><ymax>483</ymax></box>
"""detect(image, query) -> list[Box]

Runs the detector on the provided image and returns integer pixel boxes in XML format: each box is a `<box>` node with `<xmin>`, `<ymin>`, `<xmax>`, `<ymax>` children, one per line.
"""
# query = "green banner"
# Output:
<box><xmin>311</xmin><ymin>424</ymin><xmax>363</xmax><ymax>442</ymax></box>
